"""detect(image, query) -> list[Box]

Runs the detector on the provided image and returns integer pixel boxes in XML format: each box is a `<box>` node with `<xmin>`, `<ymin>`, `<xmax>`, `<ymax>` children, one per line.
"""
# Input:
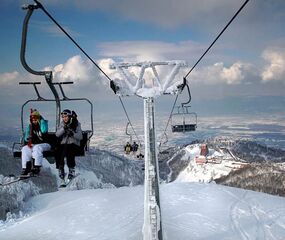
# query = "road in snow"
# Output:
<box><xmin>0</xmin><ymin>182</ymin><xmax>285</xmax><ymax>240</ymax></box>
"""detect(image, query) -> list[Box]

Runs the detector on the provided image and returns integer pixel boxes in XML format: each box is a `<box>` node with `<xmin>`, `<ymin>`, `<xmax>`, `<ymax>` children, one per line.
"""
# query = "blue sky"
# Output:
<box><xmin>0</xmin><ymin>0</ymin><xmax>285</xmax><ymax>128</ymax></box>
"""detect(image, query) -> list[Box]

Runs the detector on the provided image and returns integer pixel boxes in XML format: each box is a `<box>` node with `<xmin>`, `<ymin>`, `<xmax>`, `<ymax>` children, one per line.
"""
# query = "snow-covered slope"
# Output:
<box><xmin>0</xmin><ymin>146</ymin><xmax>143</xmax><ymax>221</ymax></box>
<box><xmin>0</xmin><ymin>182</ymin><xmax>285</xmax><ymax>240</ymax></box>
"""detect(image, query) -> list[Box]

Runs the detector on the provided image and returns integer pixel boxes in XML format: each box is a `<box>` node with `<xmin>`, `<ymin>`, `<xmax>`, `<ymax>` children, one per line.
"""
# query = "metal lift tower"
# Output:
<box><xmin>110</xmin><ymin>61</ymin><xmax>186</xmax><ymax>240</ymax></box>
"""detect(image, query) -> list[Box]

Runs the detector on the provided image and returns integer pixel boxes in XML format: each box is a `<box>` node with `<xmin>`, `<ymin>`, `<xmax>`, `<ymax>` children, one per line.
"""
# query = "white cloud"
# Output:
<box><xmin>0</xmin><ymin>71</ymin><xmax>20</xmax><ymax>86</ymax></box>
<box><xmin>261</xmin><ymin>48</ymin><xmax>285</xmax><ymax>82</ymax></box>
<box><xmin>220</xmin><ymin>62</ymin><xmax>246</xmax><ymax>84</ymax></box>
<box><xmin>53</xmin><ymin>55</ymin><xmax>95</xmax><ymax>83</ymax></box>
<box><xmin>97</xmin><ymin>58</ymin><xmax>120</xmax><ymax>84</ymax></box>
<box><xmin>190</xmin><ymin>61</ymin><xmax>251</xmax><ymax>85</ymax></box>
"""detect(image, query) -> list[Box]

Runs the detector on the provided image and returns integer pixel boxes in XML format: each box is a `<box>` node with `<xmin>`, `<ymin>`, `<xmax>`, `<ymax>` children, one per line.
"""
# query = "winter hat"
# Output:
<box><xmin>30</xmin><ymin>109</ymin><xmax>40</xmax><ymax>119</ymax></box>
<box><xmin>61</xmin><ymin>109</ymin><xmax>72</xmax><ymax>116</ymax></box>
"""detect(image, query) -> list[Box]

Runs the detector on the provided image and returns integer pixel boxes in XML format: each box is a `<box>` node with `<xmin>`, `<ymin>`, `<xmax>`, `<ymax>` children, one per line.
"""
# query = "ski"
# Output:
<box><xmin>0</xmin><ymin>175</ymin><xmax>37</xmax><ymax>186</ymax></box>
<box><xmin>58</xmin><ymin>173</ymin><xmax>80</xmax><ymax>189</ymax></box>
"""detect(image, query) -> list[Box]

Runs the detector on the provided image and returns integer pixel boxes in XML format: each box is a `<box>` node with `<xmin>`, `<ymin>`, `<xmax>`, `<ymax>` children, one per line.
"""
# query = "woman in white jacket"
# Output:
<box><xmin>55</xmin><ymin>109</ymin><xmax>82</xmax><ymax>180</ymax></box>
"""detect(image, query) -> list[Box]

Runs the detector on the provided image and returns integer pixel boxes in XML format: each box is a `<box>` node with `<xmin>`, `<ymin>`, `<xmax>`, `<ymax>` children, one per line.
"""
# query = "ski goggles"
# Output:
<box><xmin>61</xmin><ymin>109</ymin><xmax>72</xmax><ymax>117</ymax></box>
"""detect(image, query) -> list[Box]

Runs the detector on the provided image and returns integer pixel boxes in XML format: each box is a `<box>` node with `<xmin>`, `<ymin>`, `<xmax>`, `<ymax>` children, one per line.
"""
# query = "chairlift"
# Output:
<box><xmin>12</xmin><ymin>4</ymin><xmax>94</xmax><ymax>163</ymax></box>
<box><xmin>125</xmin><ymin>122</ymin><xmax>144</xmax><ymax>159</ymax></box>
<box><xmin>170</xmin><ymin>83</ymin><xmax>197</xmax><ymax>133</ymax></box>
<box><xmin>158</xmin><ymin>132</ymin><xmax>170</xmax><ymax>154</ymax></box>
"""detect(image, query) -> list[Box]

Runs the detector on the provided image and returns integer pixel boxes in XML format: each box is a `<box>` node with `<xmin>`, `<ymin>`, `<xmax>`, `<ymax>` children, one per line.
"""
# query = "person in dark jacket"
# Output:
<box><xmin>55</xmin><ymin>109</ymin><xmax>82</xmax><ymax>180</ymax></box>
<box><xmin>132</xmin><ymin>141</ymin><xmax>139</xmax><ymax>152</ymax></box>
<box><xmin>21</xmin><ymin>109</ymin><xmax>50</xmax><ymax>178</ymax></box>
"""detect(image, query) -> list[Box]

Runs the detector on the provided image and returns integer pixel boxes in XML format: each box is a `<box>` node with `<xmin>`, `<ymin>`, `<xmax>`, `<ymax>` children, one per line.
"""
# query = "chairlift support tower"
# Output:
<box><xmin>110</xmin><ymin>61</ymin><xmax>187</xmax><ymax>240</ymax></box>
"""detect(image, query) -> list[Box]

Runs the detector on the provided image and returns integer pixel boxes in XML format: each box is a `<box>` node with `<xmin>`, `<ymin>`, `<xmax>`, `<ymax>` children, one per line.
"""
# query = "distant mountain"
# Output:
<box><xmin>215</xmin><ymin>163</ymin><xmax>285</xmax><ymax>196</ymax></box>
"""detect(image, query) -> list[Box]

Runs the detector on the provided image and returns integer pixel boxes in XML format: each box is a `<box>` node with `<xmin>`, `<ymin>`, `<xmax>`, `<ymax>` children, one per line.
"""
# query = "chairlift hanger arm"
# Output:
<box><xmin>20</xmin><ymin>4</ymin><xmax>49</xmax><ymax>77</ymax></box>
<box><xmin>184</xmin><ymin>0</ymin><xmax>250</xmax><ymax>80</ymax></box>
<box><xmin>181</xmin><ymin>82</ymin><xmax>191</xmax><ymax>108</ymax></box>
<box><xmin>125</xmin><ymin>122</ymin><xmax>131</xmax><ymax>136</ymax></box>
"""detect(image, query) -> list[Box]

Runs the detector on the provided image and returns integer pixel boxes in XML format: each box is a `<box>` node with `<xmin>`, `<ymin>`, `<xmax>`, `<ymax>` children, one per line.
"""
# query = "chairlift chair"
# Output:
<box><xmin>12</xmin><ymin>81</ymin><xmax>94</xmax><ymax>163</ymax></box>
<box><xmin>125</xmin><ymin>122</ymin><xmax>144</xmax><ymax>159</ymax></box>
<box><xmin>171</xmin><ymin>106</ymin><xmax>197</xmax><ymax>133</ymax></box>
<box><xmin>13</xmin><ymin>4</ymin><xmax>94</xmax><ymax>163</ymax></box>
<box><xmin>170</xmin><ymin>83</ymin><xmax>197</xmax><ymax>133</ymax></box>
<box><xmin>158</xmin><ymin>132</ymin><xmax>170</xmax><ymax>154</ymax></box>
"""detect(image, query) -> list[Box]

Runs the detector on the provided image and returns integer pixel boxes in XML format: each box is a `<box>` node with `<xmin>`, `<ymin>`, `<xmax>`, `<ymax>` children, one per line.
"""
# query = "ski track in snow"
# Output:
<box><xmin>222</xmin><ymin>187</ymin><xmax>285</xmax><ymax>240</ymax></box>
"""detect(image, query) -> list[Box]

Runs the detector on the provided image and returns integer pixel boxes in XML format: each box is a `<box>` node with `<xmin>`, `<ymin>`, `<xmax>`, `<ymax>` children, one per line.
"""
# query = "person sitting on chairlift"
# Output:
<box><xmin>124</xmin><ymin>142</ymin><xmax>132</xmax><ymax>154</ymax></box>
<box><xmin>20</xmin><ymin>109</ymin><xmax>51</xmax><ymax>178</ymax></box>
<box><xmin>132</xmin><ymin>141</ymin><xmax>139</xmax><ymax>152</ymax></box>
<box><xmin>55</xmin><ymin>109</ymin><xmax>82</xmax><ymax>180</ymax></box>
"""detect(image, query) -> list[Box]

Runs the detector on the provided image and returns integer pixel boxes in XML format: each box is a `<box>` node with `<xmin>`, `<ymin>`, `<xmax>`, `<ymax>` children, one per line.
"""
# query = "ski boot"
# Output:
<box><xmin>58</xmin><ymin>168</ymin><xmax>65</xmax><ymax>180</ymax></box>
<box><xmin>68</xmin><ymin>168</ymin><xmax>75</xmax><ymax>180</ymax></box>
<box><xmin>31</xmin><ymin>165</ymin><xmax>41</xmax><ymax>176</ymax></box>
<box><xmin>20</xmin><ymin>161</ymin><xmax>32</xmax><ymax>179</ymax></box>
<box><xmin>58</xmin><ymin>168</ymin><xmax>66</xmax><ymax>187</ymax></box>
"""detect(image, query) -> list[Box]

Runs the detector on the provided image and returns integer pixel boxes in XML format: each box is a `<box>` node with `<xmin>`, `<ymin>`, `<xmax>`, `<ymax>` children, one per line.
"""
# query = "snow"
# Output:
<box><xmin>0</xmin><ymin>182</ymin><xmax>285</xmax><ymax>240</ymax></box>
<box><xmin>1</xmin><ymin>116</ymin><xmax>285</xmax><ymax>239</ymax></box>
<box><xmin>110</xmin><ymin>60</ymin><xmax>186</xmax><ymax>98</ymax></box>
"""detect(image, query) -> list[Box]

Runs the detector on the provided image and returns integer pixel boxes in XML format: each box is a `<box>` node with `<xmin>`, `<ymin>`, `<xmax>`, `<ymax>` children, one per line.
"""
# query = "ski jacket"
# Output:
<box><xmin>24</xmin><ymin>119</ymin><xmax>48</xmax><ymax>144</ymax></box>
<box><xmin>56</xmin><ymin>121</ymin><xmax>83</xmax><ymax>146</ymax></box>
<box><xmin>124</xmin><ymin>144</ymin><xmax>132</xmax><ymax>152</ymax></box>
<box><xmin>132</xmin><ymin>143</ymin><xmax>139</xmax><ymax>152</ymax></box>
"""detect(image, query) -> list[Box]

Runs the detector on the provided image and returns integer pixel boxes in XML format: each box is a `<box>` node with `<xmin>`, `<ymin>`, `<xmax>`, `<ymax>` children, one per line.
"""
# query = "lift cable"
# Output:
<box><xmin>34</xmin><ymin>0</ymin><xmax>112</xmax><ymax>82</ymax></box>
<box><xmin>158</xmin><ymin>94</ymin><xmax>179</xmax><ymax>148</ymax></box>
<box><xmin>184</xmin><ymin>0</ymin><xmax>250</xmax><ymax>79</ymax></box>
<box><xmin>159</xmin><ymin>0</ymin><xmax>250</xmax><ymax>144</ymax></box>
<box><xmin>119</xmin><ymin>97</ymin><xmax>143</xmax><ymax>147</ymax></box>
<box><xmin>32</xmin><ymin>0</ymin><xmax>141</xmax><ymax>145</ymax></box>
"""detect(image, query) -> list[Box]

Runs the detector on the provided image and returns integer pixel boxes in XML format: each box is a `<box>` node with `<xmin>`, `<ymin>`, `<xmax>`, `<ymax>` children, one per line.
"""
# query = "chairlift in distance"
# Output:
<box><xmin>124</xmin><ymin>122</ymin><xmax>133</xmax><ymax>154</ymax></box>
<box><xmin>158</xmin><ymin>132</ymin><xmax>170</xmax><ymax>155</ymax></box>
<box><xmin>170</xmin><ymin>83</ymin><xmax>197</xmax><ymax>133</ymax></box>
<box><xmin>12</xmin><ymin>3</ymin><xmax>94</xmax><ymax>163</ymax></box>
<box><xmin>124</xmin><ymin>122</ymin><xmax>144</xmax><ymax>159</ymax></box>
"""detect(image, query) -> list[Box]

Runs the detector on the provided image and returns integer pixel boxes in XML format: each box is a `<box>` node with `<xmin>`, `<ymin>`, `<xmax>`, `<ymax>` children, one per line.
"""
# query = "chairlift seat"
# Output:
<box><xmin>172</xmin><ymin>124</ymin><xmax>197</xmax><ymax>132</ymax></box>
<box><xmin>13</xmin><ymin>131</ymin><xmax>89</xmax><ymax>163</ymax></box>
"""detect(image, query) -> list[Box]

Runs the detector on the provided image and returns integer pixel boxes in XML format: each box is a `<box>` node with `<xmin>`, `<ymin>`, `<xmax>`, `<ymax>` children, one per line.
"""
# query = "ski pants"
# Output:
<box><xmin>21</xmin><ymin>143</ymin><xmax>51</xmax><ymax>168</ymax></box>
<box><xmin>55</xmin><ymin>143</ymin><xmax>79</xmax><ymax>170</ymax></box>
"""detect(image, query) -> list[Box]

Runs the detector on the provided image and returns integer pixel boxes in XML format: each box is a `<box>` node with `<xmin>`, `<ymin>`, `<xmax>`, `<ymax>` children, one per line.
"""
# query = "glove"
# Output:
<box><xmin>66</xmin><ymin>129</ymin><xmax>74</xmax><ymax>137</ymax></box>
